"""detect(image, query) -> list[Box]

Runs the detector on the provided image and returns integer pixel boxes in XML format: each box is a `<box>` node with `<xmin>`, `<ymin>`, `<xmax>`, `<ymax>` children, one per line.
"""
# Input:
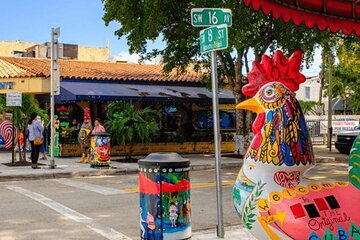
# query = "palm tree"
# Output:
<box><xmin>104</xmin><ymin>101</ymin><xmax>158</xmax><ymax>160</ymax></box>
<box><xmin>298</xmin><ymin>100</ymin><xmax>318</xmax><ymax>115</ymax></box>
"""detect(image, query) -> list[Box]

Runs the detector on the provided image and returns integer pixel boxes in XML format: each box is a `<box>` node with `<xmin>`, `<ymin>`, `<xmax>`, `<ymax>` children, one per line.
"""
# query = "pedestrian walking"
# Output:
<box><xmin>27</xmin><ymin>113</ymin><xmax>44</xmax><ymax>169</ymax></box>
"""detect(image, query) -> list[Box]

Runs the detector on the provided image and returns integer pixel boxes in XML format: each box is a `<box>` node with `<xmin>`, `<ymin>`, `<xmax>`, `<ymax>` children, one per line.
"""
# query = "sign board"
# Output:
<box><xmin>191</xmin><ymin>8</ymin><xmax>232</xmax><ymax>27</ymax></box>
<box><xmin>53</xmin><ymin>63</ymin><xmax>61</xmax><ymax>95</ymax></box>
<box><xmin>200</xmin><ymin>24</ymin><xmax>228</xmax><ymax>54</ymax></box>
<box><xmin>320</xmin><ymin>120</ymin><xmax>359</xmax><ymax>134</ymax></box>
<box><xmin>6</xmin><ymin>92</ymin><xmax>22</xmax><ymax>107</ymax></box>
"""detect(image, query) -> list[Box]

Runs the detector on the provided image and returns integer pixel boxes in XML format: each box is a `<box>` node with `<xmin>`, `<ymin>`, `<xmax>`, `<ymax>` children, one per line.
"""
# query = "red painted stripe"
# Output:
<box><xmin>290</xmin><ymin>203</ymin><xmax>306</xmax><ymax>219</ymax></box>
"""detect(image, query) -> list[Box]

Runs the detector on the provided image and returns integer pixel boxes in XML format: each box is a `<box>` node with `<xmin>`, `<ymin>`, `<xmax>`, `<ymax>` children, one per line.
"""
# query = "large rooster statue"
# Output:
<box><xmin>78</xmin><ymin>107</ymin><xmax>92</xmax><ymax>163</ymax></box>
<box><xmin>232</xmin><ymin>50</ymin><xmax>360</xmax><ymax>240</ymax></box>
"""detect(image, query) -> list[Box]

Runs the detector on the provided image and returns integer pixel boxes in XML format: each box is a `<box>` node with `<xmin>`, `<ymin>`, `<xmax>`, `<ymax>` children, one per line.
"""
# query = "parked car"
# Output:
<box><xmin>335</xmin><ymin>125</ymin><xmax>360</xmax><ymax>154</ymax></box>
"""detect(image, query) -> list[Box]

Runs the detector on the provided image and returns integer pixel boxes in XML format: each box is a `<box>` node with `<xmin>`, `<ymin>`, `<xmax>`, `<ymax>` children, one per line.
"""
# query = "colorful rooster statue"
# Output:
<box><xmin>78</xmin><ymin>107</ymin><xmax>92</xmax><ymax>163</ymax></box>
<box><xmin>232</xmin><ymin>50</ymin><xmax>360</xmax><ymax>240</ymax></box>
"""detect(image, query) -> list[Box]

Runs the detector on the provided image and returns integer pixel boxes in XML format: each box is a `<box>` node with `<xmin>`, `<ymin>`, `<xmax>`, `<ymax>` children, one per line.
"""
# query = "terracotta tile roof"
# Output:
<box><xmin>0</xmin><ymin>57</ymin><xmax>203</xmax><ymax>83</ymax></box>
<box><xmin>0</xmin><ymin>58</ymin><xmax>30</xmax><ymax>78</ymax></box>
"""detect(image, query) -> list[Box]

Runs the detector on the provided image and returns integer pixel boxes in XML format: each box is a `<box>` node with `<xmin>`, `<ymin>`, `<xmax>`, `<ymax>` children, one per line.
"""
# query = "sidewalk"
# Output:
<box><xmin>0</xmin><ymin>145</ymin><xmax>349</xmax><ymax>182</ymax></box>
<box><xmin>0</xmin><ymin>151</ymin><xmax>242</xmax><ymax>182</ymax></box>
<box><xmin>192</xmin><ymin>225</ymin><xmax>256</xmax><ymax>240</ymax></box>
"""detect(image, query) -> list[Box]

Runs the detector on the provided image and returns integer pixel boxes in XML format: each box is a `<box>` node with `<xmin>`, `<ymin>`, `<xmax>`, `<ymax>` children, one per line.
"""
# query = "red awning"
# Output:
<box><xmin>244</xmin><ymin>0</ymin><xmax>360</xmax><ymax>36</ymax></box>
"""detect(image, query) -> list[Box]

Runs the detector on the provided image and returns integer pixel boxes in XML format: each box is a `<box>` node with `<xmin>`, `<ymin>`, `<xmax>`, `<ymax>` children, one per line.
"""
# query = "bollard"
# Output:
<box><xmin>138</xmin><ymin>152</ymin><xmax>191</xmax><ymax>240</ymax></box>
<box><xmin>90</xmin><ymin>132</ymin><xmax>110</xmax><ymax>168</ymax></box>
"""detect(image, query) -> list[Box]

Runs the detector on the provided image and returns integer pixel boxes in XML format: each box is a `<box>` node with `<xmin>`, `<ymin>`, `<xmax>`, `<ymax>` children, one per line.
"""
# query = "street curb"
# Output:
<box><xmin>0</xmin><ymin>162</ymin><xmax>242</xmax><ymax>182</ymax></box>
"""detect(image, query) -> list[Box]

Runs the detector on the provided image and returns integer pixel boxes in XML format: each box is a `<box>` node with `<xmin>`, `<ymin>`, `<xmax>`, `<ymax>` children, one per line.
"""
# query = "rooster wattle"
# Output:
<box><xmin>232</xmin><ymin>50</ymin><xmax>360</xmax><ymax>240</ymax></box>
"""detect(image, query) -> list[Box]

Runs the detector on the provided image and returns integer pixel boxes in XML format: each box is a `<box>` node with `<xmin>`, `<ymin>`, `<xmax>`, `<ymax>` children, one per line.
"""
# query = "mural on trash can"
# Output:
<box><xmin>90</xmin><ymin>134</ymin><xmax>110</xmax><ymax>165</ymax></box>
<box><xmin>139</xmin><ymin>165</ymin><xmax>191</xmax><ymax>240</ymax></box>
<box><xmin>232</xmin><ymin>50</ymin><xmax>360</xmax><ymax>240</ymax></box>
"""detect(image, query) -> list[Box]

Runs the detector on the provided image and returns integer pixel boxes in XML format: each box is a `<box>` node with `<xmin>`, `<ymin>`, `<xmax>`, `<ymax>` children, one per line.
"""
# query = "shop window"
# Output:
<box><xmin>195</xmin><ymin>110</ymin><xmax>235</xmax><ymax>129</ymax></box>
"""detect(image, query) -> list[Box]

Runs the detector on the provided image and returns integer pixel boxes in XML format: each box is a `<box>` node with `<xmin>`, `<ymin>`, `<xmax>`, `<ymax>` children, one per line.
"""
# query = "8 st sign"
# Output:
<box><xmin>199</xmin><ymin>24</ymin><xmax>228</xmax><ymax>54</ymax></box>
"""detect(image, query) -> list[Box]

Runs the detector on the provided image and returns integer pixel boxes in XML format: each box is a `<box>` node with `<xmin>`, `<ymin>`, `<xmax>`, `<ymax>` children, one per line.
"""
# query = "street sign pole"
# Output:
<box><xmin>211</xmin><ymin>51</ymin><xmax>224</xmax><ymax>238</ymax></box>
<box><xmin>199</xmin><ymin>23</ymin><xmax>227</xmax><ymax>240</ymax></box>
<box><xmin>12</xmin><ymin>108</ymin><xmax>15</xmax><ymax>165</ymax></box>
<box><xmin>193</xmin><ymin>8</ymin><xmax>231</xmax><ymax>238</ymax></box>
<box><xmin>50</xmin><ymin>27</ymin><xmax>60</xmax><ymax>169</ymax></box>
<box><xmin>6</xmin><ymin>92</ymin><xmax>22</xmax><ymax>165</ymax></box>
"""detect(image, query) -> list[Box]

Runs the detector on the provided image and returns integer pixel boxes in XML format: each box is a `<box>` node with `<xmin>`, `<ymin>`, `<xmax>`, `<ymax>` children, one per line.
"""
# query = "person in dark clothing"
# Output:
<box><xmin>27</xmin><ymin>113</ymin><xmax>44</xmax><ymax>169</ymax></box>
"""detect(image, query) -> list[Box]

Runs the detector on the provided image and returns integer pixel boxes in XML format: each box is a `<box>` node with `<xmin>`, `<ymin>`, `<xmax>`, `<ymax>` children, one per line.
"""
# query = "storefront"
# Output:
<box><xmin>0</xmin><ymin>58</ymin><xmax>50</xmax><ymax>150</ymax></box>
<box><xmin>0</xmin><ymin>56</ymin><xmax>236</xmax><ymax>156</ymax></box>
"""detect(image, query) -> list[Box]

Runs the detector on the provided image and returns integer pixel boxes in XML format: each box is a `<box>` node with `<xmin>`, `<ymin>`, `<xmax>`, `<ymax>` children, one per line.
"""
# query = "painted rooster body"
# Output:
<box><xmin>232</xmin><ymin>50</ymin><xmax>360</xmax><ymax>240</ymax></box>
<box><xmin>78</xmin><ymin>107</ymin><xmax>92</xmax><ymax>163</ymax></box>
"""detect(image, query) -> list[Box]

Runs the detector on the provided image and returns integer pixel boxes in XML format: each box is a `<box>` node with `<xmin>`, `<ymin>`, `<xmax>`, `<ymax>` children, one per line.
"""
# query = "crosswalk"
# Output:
<box><xmin>6</xmin><ymin>185</ymin><xmax>132</xmax><ymax>240</ymax></box>
<box><xmin>51</xmin><ymin>179</ymin><xmax>127</xmax><ymax>195</ymax></box>
<box><xmin>3</xmin><ymin>177</ymin><xmax>241</xmax><ymax>240</ymax></box>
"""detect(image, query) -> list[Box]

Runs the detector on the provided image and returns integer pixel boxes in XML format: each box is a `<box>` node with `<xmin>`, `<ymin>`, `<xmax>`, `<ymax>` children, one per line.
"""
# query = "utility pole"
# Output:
<box><xmin>327</xmin><ymin>54</ymin><xmax>333</xmax><ymax>151</ymax></box>
<box><xmin>50</xmin><ymin>27</ymin><xmax>60</xmax><ymax>168</ymax></box>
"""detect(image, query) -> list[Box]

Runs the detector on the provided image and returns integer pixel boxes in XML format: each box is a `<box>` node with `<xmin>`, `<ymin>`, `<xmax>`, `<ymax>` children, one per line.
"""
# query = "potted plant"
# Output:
<box><xmin>104</xmin><ymin>101</ymin><xmax>158</xmax><ymax>161</ymax></box>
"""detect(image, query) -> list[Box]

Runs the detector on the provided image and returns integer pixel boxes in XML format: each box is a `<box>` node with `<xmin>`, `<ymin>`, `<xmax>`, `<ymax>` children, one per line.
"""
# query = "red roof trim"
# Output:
<box><xmin>244</xmin><ymin>0</ymin><xmax>360</xmax><ymax>36</ymax></box>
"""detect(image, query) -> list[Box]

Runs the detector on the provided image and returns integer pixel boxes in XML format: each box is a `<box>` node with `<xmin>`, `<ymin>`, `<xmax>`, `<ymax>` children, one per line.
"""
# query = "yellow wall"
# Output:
<box><xmin>0</xmin><ymin>77</ymin><xmax>50</xmax><ymax>94</ymax></box>
<box><xmin>0</xmin><ymin>40</ymin><xmax>37</xmax><ymax>57</ymax></box>
<box><xmin>0</xmin><ymin>40</ymin><xmax>110</xmax><ymax>62</ymax></box>
<box><xmin>78</xmin><ymin>46</ymin><xmax>110</xmax><ymax>62</ymax></box>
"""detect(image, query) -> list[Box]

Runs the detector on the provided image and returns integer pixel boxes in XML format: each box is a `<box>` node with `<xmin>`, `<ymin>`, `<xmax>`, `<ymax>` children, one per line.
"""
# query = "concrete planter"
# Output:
<box><xmin>59</xmin><ymin>141</ymin><xmax>235</xmax><ymax>157</ymax></box>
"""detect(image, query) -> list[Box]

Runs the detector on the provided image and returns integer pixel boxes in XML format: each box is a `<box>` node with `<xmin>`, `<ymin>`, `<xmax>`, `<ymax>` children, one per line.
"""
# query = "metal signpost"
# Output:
<box><xmin>6</xmin><ymin>92</ymin><xmax>22</xmax><ymax>165</ymax></box>
<box><xmin>192</xmin><ymin>8</ymin><xmax>231</xmax><ymax>239</ymax></box>
<box><xmin>50</xmin><ymin>27</ymin><xmax>60</xmax><ymax>169</ymax></box>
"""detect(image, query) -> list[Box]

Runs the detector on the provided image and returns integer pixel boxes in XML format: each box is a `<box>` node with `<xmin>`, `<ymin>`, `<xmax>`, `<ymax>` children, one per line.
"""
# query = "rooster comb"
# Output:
<box><xmin>242</xmin><ymin>50</ymin><xmax>306</xmax><ymax>97</ymax></box>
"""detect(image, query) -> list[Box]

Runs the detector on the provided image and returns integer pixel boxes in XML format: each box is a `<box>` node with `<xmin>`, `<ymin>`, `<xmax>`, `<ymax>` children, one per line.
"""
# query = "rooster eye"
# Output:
<box><xmin>262</xmin><ymin>86</ymin><xmax>276</xmax><ymax>102</ymax></box>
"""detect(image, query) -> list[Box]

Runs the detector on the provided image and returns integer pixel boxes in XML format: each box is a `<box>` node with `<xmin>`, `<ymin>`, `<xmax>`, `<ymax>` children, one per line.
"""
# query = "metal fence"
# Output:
<box><xmin>305</xmin><ymin>120</ymin><xmax>326</xmax><ymax>145</ymax></box>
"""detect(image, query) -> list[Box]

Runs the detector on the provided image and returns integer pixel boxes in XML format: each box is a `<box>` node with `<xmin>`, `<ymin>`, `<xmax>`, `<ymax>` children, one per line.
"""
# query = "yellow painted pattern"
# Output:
<box><xmin>269</xmin><ymin>191</ymin><xmax>283</xmax><ymax>204</ymax></box>
<box><xmin>295</xmin><ymin>185</ymin><xmax>309</xmax><ymax>195</ymax></box>
<box><xmin>257</xmin><ymin>198</ymin><xmax>271</xmax><ymax>212</ymax></box>
<box><xmin>258</xmin><ymin>210</ymin><xmax>287</xmax><ymax>240</ymax></box>
<box><xmin>282</xmin><ymin>188</ymin><xmax>296</xmax><ymax>199</ymax></box>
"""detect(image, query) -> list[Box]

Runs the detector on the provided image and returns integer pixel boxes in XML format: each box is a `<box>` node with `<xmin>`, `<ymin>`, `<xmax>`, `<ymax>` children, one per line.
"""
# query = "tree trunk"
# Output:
<box><xmin>233</xmin><ymin>49</ymin><xmax>252</xmax><ymax>155</ymax></box>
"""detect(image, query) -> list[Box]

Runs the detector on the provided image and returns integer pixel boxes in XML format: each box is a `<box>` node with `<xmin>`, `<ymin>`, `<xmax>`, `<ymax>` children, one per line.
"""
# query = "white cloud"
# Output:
<box><xmin>110</xmin><ymin>51</ymin><xmax>162</xmax><ymax>64</ymax></box>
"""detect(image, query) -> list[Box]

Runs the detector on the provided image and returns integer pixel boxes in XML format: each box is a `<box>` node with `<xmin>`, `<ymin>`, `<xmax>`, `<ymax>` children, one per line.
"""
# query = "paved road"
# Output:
<box><xmin>0</xmin><ymin>168</ymin><xmax>242</xmax><ymax>240</ymax></box>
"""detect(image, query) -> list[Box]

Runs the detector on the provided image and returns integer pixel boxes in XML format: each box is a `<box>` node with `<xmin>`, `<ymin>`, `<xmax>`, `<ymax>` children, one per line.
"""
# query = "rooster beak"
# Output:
<box><xmin>236</xmin><ymin>98</ymin><xmax>265</xmax><ymax>114</ymax></box>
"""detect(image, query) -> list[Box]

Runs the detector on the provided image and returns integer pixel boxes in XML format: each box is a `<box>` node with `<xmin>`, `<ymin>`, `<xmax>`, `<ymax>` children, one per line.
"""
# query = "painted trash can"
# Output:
<box><xmin>90</xmin><ymin>132</ymin><xmax>110</xmax><ymax>168</ymax></box>
<box><xmin>138</xmin><ymin>152</ymin><xmax>191</xmax><ymax>240</ymax></box>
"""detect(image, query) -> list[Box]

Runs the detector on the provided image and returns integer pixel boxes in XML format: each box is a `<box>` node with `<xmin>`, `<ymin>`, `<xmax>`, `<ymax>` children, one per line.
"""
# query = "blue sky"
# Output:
<box><xmin>0</xmin><ymin>0</ymin><xmax>321</xmax><ymax>75</ymax></box>
<box><xmin>0</xmin><ymin>0</ymin><xmax>162</xmax><ymax>60</ymax></box>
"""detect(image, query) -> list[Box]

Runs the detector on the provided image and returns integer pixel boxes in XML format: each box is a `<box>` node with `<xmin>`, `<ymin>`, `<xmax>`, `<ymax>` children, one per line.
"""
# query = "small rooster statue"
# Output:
<box><xmin>232</xmin><ymin>50</ymin><xmax>360</xmax><ymax>240</ymax></box>
<box><xmin>78</xmin><ymin>107</ymin><xmax>92</xmax><ymax>163</ymax></box>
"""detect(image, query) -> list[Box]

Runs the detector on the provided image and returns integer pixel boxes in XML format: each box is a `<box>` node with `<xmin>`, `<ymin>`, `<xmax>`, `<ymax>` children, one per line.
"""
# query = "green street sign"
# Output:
<box><xmin>191</xmin><ymin>8</ymin><xmax>232</xmax><ymax>27</ymax></box>
<box><xmin>200</xmin><ymin>24</ymin><xmax>228</xmax><ymax>54</ymax></box>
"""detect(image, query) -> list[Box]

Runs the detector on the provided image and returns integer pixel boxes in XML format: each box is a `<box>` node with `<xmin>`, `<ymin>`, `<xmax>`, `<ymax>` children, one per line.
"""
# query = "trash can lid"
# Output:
<box><xmin>138</xmin><ymin>152</ymin><xmax>190</xmax><ymax>167</ymax></box>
